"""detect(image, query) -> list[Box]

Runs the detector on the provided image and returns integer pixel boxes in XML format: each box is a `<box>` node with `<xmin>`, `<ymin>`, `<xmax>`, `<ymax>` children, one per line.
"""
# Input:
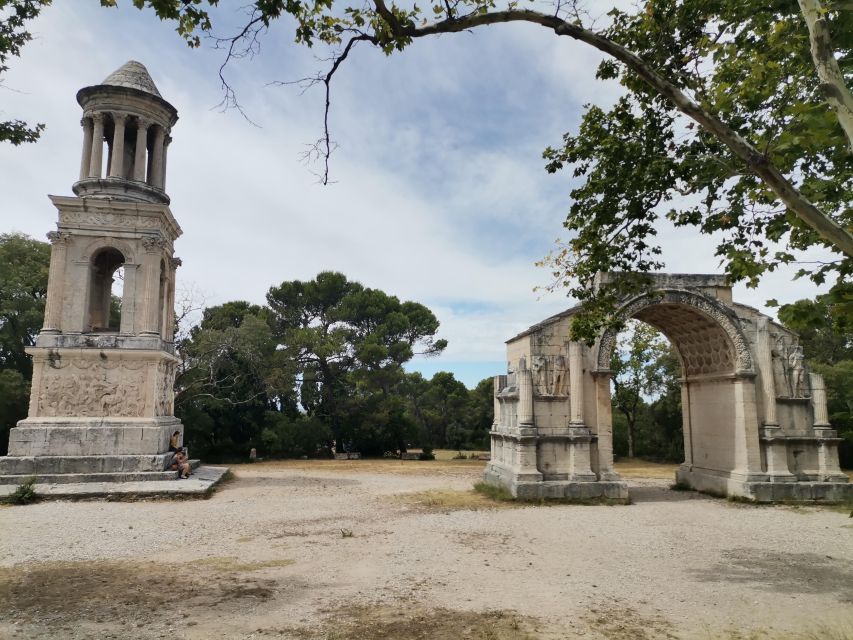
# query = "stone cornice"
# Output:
<box><xmin>49</xmin><ymin>194</ymin><xmax>182</xmax><ymax>241</ymax></box>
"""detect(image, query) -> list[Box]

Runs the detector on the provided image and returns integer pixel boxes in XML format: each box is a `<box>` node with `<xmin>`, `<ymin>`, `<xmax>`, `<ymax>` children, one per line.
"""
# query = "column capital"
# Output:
<box><xmin>141</xmin><ymin>235</ymin><xmax>167</xmax><ymax>253</ymax></box>
<box><xmin>46</xmin><ymin>230</ymin><xmax>72</xmax><ymax>245</ymax></box>
<box><xmin>91</xmin><ymin>111</ymin><xmax>105</xmax><ymax>123</ymax></box>
<box><xmin>110</xmin><ymin>111</ymin><xmax>130</xmax><ymax>124</ymax></box>
<box><xmin>135</xmin><ymin>116</ymin><xmax>151</xmax><ymax>129</ymax></box>
<box><xmin>80</xmin><ymin>117</ymin><xmax>93</xmax><ymax>130</ymax></box>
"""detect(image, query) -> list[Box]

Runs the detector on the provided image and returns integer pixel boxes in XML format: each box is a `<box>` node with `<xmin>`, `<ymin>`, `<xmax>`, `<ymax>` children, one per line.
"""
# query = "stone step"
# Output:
<box><xmin>0</xmin><ymin>459</ymin><xmax>202</xmax><ymax>485</ymax></box>
<box><xmin>0</xmin><ymin>454</ymin><xmax>175</xmax><ymax>475</ymax></box>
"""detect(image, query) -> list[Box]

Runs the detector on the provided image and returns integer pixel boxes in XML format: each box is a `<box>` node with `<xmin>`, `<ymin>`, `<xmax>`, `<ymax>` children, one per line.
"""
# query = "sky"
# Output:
<box><xmin>0</xmin><ymin>2</ymin><xmax>831</xmax><ymax>388</ymax></box>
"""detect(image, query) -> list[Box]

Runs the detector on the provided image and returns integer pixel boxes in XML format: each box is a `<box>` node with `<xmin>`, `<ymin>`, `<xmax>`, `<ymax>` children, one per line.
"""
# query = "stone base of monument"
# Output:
<box><xmin>0</xmin><ymin>464</ymin><xmax>230</xmax><ymax>499</ymax></box>
<box><xmin>483</xmin><ymin>462</ymin><xmax>630</xmax><ymax>501</ymax></box>
<box><xmin>676</xmin><ymin>465</ymin><xmax>852</xmax><ymax>502</ymax></box>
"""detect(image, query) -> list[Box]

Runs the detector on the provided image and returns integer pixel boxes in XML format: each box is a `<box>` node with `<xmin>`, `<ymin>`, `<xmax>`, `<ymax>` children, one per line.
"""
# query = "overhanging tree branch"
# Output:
<box><xmin>371</xmin><ymin>0</ymin><xmax>853</xmax><ymax>258</ymax></box>
<box><xmin>798</xmin><ymin>0</ymin><xmax>853</xmax><ymax>154</ymax></box>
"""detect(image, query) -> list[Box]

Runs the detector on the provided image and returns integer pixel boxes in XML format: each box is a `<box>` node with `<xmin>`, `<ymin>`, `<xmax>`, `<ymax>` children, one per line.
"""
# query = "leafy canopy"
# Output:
<box><xmin>0</xmin><ymin>0</ymin><xmax>49</xmax><ymax>144</ymax></box>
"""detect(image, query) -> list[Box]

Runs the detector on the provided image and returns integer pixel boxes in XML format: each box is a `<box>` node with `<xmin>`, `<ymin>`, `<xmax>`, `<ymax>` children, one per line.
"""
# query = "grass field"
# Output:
<box><xmin>237</xmin><ymin>451</ymin><xmax>680</xmax><ymax>481</ymax></box>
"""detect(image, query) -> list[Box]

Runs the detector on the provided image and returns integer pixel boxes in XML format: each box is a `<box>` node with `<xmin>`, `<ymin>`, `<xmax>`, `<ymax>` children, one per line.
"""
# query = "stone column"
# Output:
<box><xmin>568</xmin><ymin>341</ymin><xmax>585</xmax><ymax>426</ymax></box>
<box><xmin>140</xmin><ymin>237</ymin><xmax>164</xmax><ymax>336</ymax></box>
<box><xmin>161</xmin><ymin>257</ymin><xmax>180</xmax><ymax>340</ymax></box>
<box><xmin>755</xmin><ymin>318</ymin><xmax>778</xmax><ymax>426</ymax></box>
<box><xmin>810</xmin><ymin>372</ymin><xmax>830</xmax><ymax>427</ymax></box>
<box><xmin>108</xmin><ymin>113</ymin><xmax>128</xmax><ymax>178</ymax></box>
<box><xmin>680</xmin><ymin>381</ymin><xmax>694</xmax><ymax>466</ymax></box>
<box><xmin>731</xmin><ymin>376</ymin><xmax>766</xmax><ymax>479</ymax></box>
<box><xmin>517</xmin><ymin>368</ymin><xmax>534</xmax><ymax>430</ymax></box>
<box><xmin>161</xmin><ymin>135</ymin><xmax>171</xmax><ymax>191</ymax></box>
<box><xmin>492</xmin><ymin>376</ymin><xmax>504</xmax><ymax>433</ymax></box>
<box><xmin>88</xmin><ymin>113</ymin><xmax>105</xmax><ymax>178</ymax></box>
<box><xmin>41</xmin><ymin>231</ymin><xmax>70</xmax><ymax>333</ymax></box>
<box><xmin>78</xmin><ymin>117</ymin><xmax>93</xmax><ymax>181</ymax></box>
<box><xmin>150</xmin><ymin>126</ymin><xmax>166</xmax><ymax>188</ymax></box>
<box><xmin>592</xmin><ymin>370</ymin><xmax>618</xmax><ymax>480</ymax></box>
<box><xmin>133</xmin><ymin>118</ymin><xmax>149</xmax><ymax>182</ymax></box>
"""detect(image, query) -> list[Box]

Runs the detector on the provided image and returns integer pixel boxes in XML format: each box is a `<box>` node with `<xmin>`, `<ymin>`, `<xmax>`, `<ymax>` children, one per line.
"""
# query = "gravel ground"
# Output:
<box><xmin>0</xmin><ymin>461</ymin><xmax>851</xmax><ymax>639</ymax></box>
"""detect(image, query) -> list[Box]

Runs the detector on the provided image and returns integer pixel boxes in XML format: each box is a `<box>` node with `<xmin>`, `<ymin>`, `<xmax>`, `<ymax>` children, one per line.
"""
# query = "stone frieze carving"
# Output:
<box><xmin>59</xmin><ymin>211</ymin><xmax>161</xmax><ymax>229</ymax></box>
<box><xmin>36</xmin><ymin>359</ymin><xmax>147</xmax><ymax>418</ymax></box>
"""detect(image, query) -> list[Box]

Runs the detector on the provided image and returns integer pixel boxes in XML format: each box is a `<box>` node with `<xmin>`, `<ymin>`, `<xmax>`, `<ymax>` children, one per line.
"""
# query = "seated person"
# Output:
<box><xmin>171</xmin><ymin>448</ymin><xmax>191</xmax><ymax>479</ymax></box>
<box><xmin>168</xmin><ymin>430</ymin><xmax>181</xmax><ymax>452</ymax></box>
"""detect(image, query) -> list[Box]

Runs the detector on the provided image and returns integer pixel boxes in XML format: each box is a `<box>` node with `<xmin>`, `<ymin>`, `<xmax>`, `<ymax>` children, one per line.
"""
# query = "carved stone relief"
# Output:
<box><xmin>156</xmin><ymin>360</ymin><xmax>176</xmax><ymax>416</ymax></box>
<box><xmin>529</xmin><ymin>353</ymin><xmax>569</xmax><ymax>396</ymax></box>
<box><xmin>36</xmin><ymin>359</ymin><xmax>147</xmax><ymax>418</ymax></box>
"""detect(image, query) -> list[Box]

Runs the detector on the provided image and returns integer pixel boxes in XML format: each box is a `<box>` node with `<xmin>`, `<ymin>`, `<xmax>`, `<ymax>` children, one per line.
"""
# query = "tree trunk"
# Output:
<box><xmin>627</xmin><ymin>418</ymin><xmax>636</xmax><ymax>459</ymax></box>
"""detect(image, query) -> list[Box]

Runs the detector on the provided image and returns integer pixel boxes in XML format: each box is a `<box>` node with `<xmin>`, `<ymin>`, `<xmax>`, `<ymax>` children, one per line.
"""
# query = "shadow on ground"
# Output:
<box><xmin>626</xmin><ymin>483</ymin><xmax>710</xmax><ymax>504</ymax></box>
<box><xmin>689</xmin><ymin>549</ymin><xmax>853</xmax><ymax>602</ymax></box>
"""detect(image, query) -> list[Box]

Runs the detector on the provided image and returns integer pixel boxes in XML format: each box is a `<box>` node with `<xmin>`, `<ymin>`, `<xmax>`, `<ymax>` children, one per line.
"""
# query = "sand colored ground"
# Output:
<box><xmin>0</xmin><ymin>458</ymin><xmax>851</xmax><ymax>639</ymax></box>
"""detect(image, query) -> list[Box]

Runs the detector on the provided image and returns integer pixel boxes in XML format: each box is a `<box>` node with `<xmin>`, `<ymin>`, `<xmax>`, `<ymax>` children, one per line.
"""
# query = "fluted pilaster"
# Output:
<box><xmin>569</xmin><ymin>341</ymin><xmax>585</xmax><ymax>426</ymax></box>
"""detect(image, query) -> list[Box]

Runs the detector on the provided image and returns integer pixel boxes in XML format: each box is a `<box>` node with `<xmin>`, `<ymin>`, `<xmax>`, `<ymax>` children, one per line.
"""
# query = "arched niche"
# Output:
<box><xmin>87</xmin><ymin>247</ymin><xmax>125</xmax><ymax>332</ymax></box>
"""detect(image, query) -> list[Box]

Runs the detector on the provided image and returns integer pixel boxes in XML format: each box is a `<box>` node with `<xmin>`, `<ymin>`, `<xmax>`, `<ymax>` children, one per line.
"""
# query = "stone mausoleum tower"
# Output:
<box><xmin>0</xmin><ymin>61</ymin><xmax>187</xmax><ymax>483</ymax></box>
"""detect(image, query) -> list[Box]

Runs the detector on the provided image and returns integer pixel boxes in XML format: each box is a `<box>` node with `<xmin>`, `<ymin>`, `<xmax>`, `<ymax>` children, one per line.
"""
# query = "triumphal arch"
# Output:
<box><xmin>0</xmin><ymin>61</ymin><xmax>188</xmax><ymax>485</ymax></box>
<box><xmin>484</xmin><ymin>273</ymin><xmax>851</xmax><ymax>502</ymax></box>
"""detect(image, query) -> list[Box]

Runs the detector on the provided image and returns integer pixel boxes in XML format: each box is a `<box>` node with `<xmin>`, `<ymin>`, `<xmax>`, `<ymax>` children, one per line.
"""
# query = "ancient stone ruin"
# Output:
<box><xmin>484</xmin><ymin>273</ymin><xmax>851</xmax><ymax>502</ymax></box>
<box><xmin>0</xmin><ymin>61</ymin><xmax>191</xmax><ymax>486</ymax></box>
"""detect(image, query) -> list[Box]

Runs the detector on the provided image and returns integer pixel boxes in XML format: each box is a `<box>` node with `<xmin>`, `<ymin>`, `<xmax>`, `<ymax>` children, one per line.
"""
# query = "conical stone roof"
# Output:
<box><xmin>101</xmin><ymin>60</ymin><xmax>162</xmax><ymax>97</ymax></box>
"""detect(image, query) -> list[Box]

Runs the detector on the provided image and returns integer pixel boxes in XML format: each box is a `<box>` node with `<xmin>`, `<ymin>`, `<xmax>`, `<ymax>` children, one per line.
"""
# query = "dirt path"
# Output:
<box><xmin>0</xmin><ymin>460</ymin><xmax>850</xmax><ymax>639</ymax></box>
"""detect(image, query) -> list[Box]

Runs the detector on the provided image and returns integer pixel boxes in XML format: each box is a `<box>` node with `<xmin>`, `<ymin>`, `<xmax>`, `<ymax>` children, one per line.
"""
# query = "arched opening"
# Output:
<box><xmin>88</xmin><ymin>247</ymin><xmax>125</xmax><ymax>332</ymax></box>
<box><xmin>598</xmin><ymin>292</ymin><xmax>756</xmax><ymax>488</ymax></box>
<box><xmin>610</xmin><ymin>319</ymin><xmax>684</xmax><ymax>463</ymax></box>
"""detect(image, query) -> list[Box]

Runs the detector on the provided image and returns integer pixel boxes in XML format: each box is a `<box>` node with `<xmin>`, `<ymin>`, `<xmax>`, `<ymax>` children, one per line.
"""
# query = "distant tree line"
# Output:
<box><xmin>174</xmin><ymin>273</ymin><xmax>493</xmax><ymax>461</ymax></box>
<box><xmin>0</xmin><ymin>233</ymin><xmax>849</xmax><ymax>467</ymax></box>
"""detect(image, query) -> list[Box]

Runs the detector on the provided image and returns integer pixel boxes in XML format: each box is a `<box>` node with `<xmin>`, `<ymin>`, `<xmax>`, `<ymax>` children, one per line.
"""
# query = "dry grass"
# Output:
<box><xmin>0</xmin><ymin>559</ymin><xmax>283</xmax><ymax>635</ymax></box>
<box><xmin>190</xmin><ymin>556</ymin><xmax>294</xmax><ymax>572</ymax></box>
<box><xmin>390</xmin><ymin>488</ymin><xmax>521</xmax><ymax>512</ymax></box>
<box><xmin>613</xmin><ymin>459</ymin><xmax>679</xmax><ymax>480</ymax></box>
<box><xmin>274</xmin><ymin>605</ymin><xmax>538</xmax><ymax>640</ymax></box>
<box><xmin>237</xmin><ymin>457</ymin><xmax>484</xmax><ymax>476</ymax></box>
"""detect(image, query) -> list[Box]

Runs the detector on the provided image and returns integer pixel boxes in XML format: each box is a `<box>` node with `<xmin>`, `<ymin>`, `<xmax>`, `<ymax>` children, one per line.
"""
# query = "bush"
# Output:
<box><xmin>4</xmin><ymin>476</ymin><xmax>38</xmax><ymax>505</ymax></box>
<box><xmin>419</xmin><ymin>447</ymin><xmax>435</xmax><ymax>461</ymax></box>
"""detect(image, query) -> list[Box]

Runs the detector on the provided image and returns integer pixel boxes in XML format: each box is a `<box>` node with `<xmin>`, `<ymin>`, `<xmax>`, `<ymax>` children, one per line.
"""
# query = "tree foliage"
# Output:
<box><xmin>610</xmin><ymin>320</ymin><xmax>678</xmax><ymax>458</ymax></box>
<box><xmin>0</xmin><ymin>0</ymin><xmax>49</xmax><ymax>144</ymax></box>
<box><xmin>171</xmin><ymin>272</ymin><xmax>497</xmax><ymax>461</ymax></box>
<box><xmin>93</xmin><ymin>0</ymin><xmax>853</xmax><ymax>343</ymax></box>
<box><xmin>0</xmin><ymin>232</ymin><xmax>49</xmax><ymax>451</ymax></box>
